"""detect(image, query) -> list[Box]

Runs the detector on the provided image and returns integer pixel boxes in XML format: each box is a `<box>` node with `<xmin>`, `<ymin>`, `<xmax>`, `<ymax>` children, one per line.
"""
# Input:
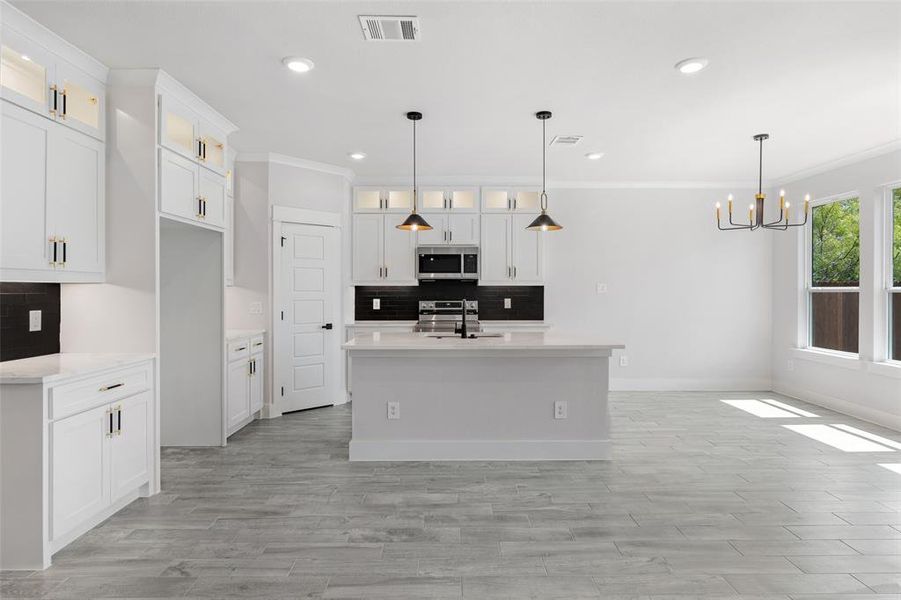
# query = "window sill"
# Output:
<box><xmin>867</xmin><ymin>361</ymin><xmax>901</xmax><ymax>379</ymax></box>
<box><xmin>791</xmin><ymin>347</ymin><xmax>862</xmax><ymax>370</ymax></box>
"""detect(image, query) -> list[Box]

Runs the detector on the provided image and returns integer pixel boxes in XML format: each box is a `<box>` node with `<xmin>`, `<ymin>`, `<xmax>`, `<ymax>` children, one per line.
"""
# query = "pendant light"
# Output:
<box><xmin>396</xmin><ymin>111</ymin><xmax>432</xmax><ymax>231</ymax></box>
<box><xmin>526</xmin><ymin>110</ymin><xmax>562</xmax><ymax>231</ymax></box>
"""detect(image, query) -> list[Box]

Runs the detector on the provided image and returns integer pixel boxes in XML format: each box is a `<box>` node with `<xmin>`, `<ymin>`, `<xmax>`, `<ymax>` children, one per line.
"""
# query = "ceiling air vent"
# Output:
<box><xmin>359</xmin><ymin>15</ymin><xmax>420</xmax><ymax>41</ymax></box>
<box><xmin>549</xmin><ymin>135</ymin><xmax>583</xmax><ymax>147</ymax></box>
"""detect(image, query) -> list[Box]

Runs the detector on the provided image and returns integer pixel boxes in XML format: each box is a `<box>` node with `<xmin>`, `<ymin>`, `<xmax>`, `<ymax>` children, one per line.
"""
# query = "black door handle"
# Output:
<box><xmin>321</xmin><ymin>323</ymin><xmax>333</xmax><ymax>330</ymax></box>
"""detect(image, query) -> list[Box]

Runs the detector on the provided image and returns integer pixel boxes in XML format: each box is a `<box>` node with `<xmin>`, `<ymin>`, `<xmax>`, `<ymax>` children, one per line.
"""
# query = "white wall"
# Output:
<box><xmin>544</xmin><ymin>187</ymin><xmax>773</xmax><ymax>390</ymax></box>
<box><xmin>771</xmin><ymin>150</ymin><xmax>901</xmax><ymax>430</ymax></box>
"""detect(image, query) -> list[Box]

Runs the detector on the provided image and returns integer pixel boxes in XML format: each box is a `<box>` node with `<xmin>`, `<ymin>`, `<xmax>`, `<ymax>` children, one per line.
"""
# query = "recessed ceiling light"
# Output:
<box><xmin>584</xmin><ymin>152</ymin><xmax>604</xmax><ymax>160</ymax></box>
<box><xmin>348</xmin><ymin>152</ymin><xmax>367</xmax><ymax>160</ymax></box>
<box><xmin>282</xmin><ymin>56</ymin><xmax>315</xmax><ymax>73</ymax></box>
<box><xmin>675</xmin><ymin>57</ymin><xmax>708</xmax><ymax>75</ymax></box>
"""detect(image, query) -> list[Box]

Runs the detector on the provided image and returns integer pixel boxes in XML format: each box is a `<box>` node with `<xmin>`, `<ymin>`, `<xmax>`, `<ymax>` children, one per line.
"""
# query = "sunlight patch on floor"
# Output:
<box><xmin>878</xmin><ymin>463</ymin><xmax>901</xmax><ymax>475</ymax></box>
<box><xmin>722</xmin><ymin>399</ymin><xmax>802</xmax><ymax>418</ymax></box>
<box><xmin>831</xmin><ymin>424</ymin><xmax>901</xmax><ymax>450</ymax></box>
<box><xmin>758</xmin><ymin>398</ymin><xmax>818</xmax><ymax>417</ymax></box>
<box><xmin>783</xmin><ymin>424</ymin><xmax>897</xmax><ymax>452</ymax></box>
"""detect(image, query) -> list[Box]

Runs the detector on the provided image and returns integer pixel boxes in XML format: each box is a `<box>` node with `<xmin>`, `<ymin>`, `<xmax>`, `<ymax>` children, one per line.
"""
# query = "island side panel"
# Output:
<box><xmin>349</xmin><ymin>352</ymin><xmax>610</xmax><ymax>461</ymax></box>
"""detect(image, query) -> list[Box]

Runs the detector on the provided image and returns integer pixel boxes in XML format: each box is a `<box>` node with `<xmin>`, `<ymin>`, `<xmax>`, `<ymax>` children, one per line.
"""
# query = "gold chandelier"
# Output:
<box><xmin>716</xmin><ymin>134</ymin><xmax>810</xmax><ymax>231</ymax></box>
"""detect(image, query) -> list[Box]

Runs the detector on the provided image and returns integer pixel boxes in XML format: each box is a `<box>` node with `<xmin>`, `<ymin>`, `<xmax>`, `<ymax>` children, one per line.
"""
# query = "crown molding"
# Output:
<box><xmin>354</xmin><ymin>175</ymin><xmax>758</xmax><ymax>190</ymax></box>
<box><xmin>772</xmin><ymin>139</ymin><xmax>901</xmax><ymax>187</ymax></box>
<box><xmin>237</xmin><ymin>152</ymin><xmax>355</xmax><ymax>181</ymax></box>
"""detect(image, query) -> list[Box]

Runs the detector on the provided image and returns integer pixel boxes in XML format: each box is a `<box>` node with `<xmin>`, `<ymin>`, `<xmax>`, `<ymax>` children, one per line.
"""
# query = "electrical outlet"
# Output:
<box><xmin>504</xmin><ymin>298</ymin><xmax>511</xmax><ymax>309</ymax></box>
<box><xmin>786</xmin><ymin>359</ymin><xmax>794</xmax><ymax>371</ymax></box>
<box><xmin>554</xmin><ymin>400</ymin><xmax>567</xmax><ymax>419</ymax></box>
<box><xmin>249</xmin><ymin>302</ymin><xmax>263</xmax><ymax>315</ymax></box>
<box><xmin>387</xmin><ymin>401</ymin><xmax>400</xmax><ymax>420</ymax></box>
<box><xmin>28</xmin><ymin>310</ymin><xmax>41</xmax><ymax>332</ymax></box>
<box><xmin>596</xmin><ymin>283</ymin><xmax>608</xmax><ymax>294</ymax></box>
<box><xmin>619</xmin><ymin>355</ymin><xmax>629</xmax><ymax>367</ymax></box>
<box><xmin>373</xmin><ymin>298</ymin><xmax>381</xmax><ymax>310</ymax></box>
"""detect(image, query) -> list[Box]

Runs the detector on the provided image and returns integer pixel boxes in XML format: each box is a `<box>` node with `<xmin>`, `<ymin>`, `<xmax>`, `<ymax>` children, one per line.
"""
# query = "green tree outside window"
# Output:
<box><xmin>811</xmin><ymin>197</ymin><xmax>860</xmax><ymax>287</ymax></box>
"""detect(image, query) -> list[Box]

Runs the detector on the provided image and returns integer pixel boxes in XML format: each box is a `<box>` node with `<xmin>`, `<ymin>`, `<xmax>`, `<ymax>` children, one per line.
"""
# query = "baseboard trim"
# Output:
<box><xmin>611</xmin><ymin>377</ymin><xmax>771</xmax><ymax>391</ymax></box>
<box><xmin>774</xmin><ymin>382</ymin><xmax>901</xmax><ymax>432</ymax></box>
<box><xmin>349</xmin><ymin>439</ymin><xmax>611</xmax><ymax>461</ymax></box>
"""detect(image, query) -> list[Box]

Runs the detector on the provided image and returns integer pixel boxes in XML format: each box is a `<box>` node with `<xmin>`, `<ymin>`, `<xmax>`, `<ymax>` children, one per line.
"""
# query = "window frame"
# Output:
<box><xmin>885</xmin><ymin>182</ymin><xmax>901</xmax><ymax>364</ymax></box>
<box><xmin>804</xmin><ymin>190</ymin><xmax>861</xmax><ymax>356</ymax></box>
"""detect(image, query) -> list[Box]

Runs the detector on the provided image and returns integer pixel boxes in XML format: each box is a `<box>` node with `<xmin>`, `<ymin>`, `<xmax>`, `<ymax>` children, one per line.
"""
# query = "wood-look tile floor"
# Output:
<box><xmin>4</xmin><ymin>391</ymin><xmax>901</xmax><ymax>599</ymax></box>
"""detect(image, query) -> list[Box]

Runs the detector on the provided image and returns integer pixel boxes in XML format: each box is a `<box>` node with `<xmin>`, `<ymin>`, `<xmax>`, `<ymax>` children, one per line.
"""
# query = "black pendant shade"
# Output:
<box><xmin>396</xmin><ymin>211</ymin><xmax>431</xmax><ymax>231</ymax></box>
<box><xmin>397</xmin><ymin>111</ymin><xmax>432</xmax><ymax>231</ymax></box>
<box><xmin>526</xmin><ymin>210</ymin><xmax>562</xmax><ymax>231</ymax></box>
<box><xmin>530</xmin><ymin>110</ymin><xmax>562</xmax><ymax>231</ymax></box>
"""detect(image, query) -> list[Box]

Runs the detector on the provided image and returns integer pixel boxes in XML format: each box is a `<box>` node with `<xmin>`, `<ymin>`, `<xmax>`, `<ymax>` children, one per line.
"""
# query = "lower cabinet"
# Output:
<box><xmin>226</xmin><ymin>333</ymin><xmax>265</xmax><ymax>437</ymax></box>
<box><xmin>0</xmin><ymin>357</ymin><xmax>157</xmax><ymax>570</ymax></box>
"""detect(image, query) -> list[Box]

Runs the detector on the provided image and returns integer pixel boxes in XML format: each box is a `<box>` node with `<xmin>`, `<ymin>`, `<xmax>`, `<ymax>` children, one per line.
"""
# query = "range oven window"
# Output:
<box><xmin>419</xmin><ymin>253</ymin><xmax>461</xmax><ymax>274</ymax></box>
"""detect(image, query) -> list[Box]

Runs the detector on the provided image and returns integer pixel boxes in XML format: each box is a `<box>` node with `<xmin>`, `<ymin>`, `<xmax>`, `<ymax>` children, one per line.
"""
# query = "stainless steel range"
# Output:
<box><xmin>413</xmin><ymin>300</ymin><xmax>481</xmax><ymax>334</ymax></box>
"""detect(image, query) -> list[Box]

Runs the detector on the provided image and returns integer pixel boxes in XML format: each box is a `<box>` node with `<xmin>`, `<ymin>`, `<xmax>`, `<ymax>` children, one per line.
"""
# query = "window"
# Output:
<box><xmin>890</xmin><ymin>188</ymin><xmax>901</xmax><ymax>361</ymax></box>
<box><xmin>808</xmin><ymin>195</ymin><xmax>860</xmax><ymax>353</ymax></box>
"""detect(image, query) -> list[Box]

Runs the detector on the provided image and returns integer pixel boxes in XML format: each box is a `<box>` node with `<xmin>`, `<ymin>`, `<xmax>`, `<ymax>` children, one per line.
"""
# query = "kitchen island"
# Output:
<box><xmin>343</xmin><ymin>332</ymin><xmax>623</xmax><ymax>461</ymax></box>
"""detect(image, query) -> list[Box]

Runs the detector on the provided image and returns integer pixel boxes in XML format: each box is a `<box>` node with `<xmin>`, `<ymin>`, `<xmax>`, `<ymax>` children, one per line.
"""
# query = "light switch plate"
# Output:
<box><xmin>29</xmin><ymin>310</ymin><xmax>41</xmax><ymax>332</ymax></box>
<box><xmin>249</xmin><ymin>302</ymin><xmax>263</xmax><ymax>315</ymax></box>
<box><xmin>619</xmin><ymin>355</ymin><xmax>629</xmax><ymax>367</ymax></box>
<box><xmin>373</xmin><ymin>298</ymin><xmax>381</xmax><ymax>310</ymax></box>
<box><xmin>504</xmin><ymin>298</ymin><xmax>511</xmax><ymax>309</ymax></box>
<box><xmin>387</xmin><ymin>401</ymin><xmax>400</xmax><ymax>420</ymax></box>
<box><xmin>596</xmin><ymin>283</ymin><xmax>608</xmax><ymax>294</ymax></box>
<box><xmin>554</xmin><ymin>400</ymin><xmax>567</xmax><ymax>419</ymax></box>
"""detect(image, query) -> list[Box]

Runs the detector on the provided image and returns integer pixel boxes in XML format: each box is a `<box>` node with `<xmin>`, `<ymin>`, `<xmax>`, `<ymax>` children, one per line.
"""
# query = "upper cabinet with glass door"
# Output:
<box><xmin>353</xmin><ymin>186</ymin><xmax>413</xmax><ymax>213</ymax></box>
<box><xmin>159</xmin><ymin>91</ymin><xmax>229</xmax><ymax>176</ymax></box>
<box><xmin>481</xmin><ymin>187</ymin><xmax>542</xmax><ymax>213</ymax></box>
<box><xmin>419</xmin><ymin>187</ymin><xmax>479</xmax><ymax>213</ymax></box>
<box><xmin>0</xmin><ymin>24</ymin><xmax>106</xmax><ymax>141</ymax></box>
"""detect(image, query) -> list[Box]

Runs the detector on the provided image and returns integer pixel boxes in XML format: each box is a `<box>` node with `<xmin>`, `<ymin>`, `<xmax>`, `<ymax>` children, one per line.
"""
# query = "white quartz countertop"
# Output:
<box><xmin>0</xmin><ymin>353</ymin><xmax>155</xmax><ymax>385</ymax></box>
<box><xmin>226</xmin><ymin>329</ymin><xmax>266</xmax><ymax>340</ymax></box>
<box><xmin>344</xmin><ymin>331</ymin><xmax>623</xmax><ymax>352</ymax></box>
<box><xmin>345</xmin><ymin>320</ymin><xmax>550</xmax><ymax>328</ymax></box>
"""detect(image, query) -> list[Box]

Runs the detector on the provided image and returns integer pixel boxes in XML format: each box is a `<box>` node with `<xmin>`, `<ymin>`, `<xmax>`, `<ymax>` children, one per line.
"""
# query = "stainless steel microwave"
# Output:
<box><xmin>416</xmin><ymin>246</ymin><xmax>479</xmax><ymax>281</ymax></box>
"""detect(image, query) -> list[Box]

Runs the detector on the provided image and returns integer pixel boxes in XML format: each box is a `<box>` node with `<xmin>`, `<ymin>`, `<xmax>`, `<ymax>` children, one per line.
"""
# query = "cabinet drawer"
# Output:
<box><xmin>50</xmin><ymin>362</ymin><xmax>152</xmax><ymax>421</ymax></box>
<box><xmin>250</xmin><ymin>336</ymin><xmax>264</xmax><ymax>354</ymax></box>
<box><xmin>228</xmin><ymin>338</ymin><xmax>250</xmax><ymax>361</ymax></box>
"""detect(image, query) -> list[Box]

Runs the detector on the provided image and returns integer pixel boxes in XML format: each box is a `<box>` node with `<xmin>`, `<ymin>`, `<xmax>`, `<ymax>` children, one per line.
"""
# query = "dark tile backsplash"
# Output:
<box><xmin>355</xmin><ymin>282</ymin><xmax>543</xmax><ymax>321</ymax></box>
<box><xmin>0</xmin><ymin>283</ymin><xmax>61</xmax><ymax>362</ymax></box>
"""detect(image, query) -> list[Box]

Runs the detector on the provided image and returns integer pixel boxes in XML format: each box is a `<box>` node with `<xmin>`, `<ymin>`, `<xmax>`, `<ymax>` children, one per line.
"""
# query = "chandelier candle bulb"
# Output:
<box><xmin>715</xmin><ymin>202</ymin><xmax>721</xmax><ymax>221</ymax></box>
<box><xmin>728</xmin><ymin>194</ymin><xmax>733</xmax><ymax>213</ymax></box>
<box><xmin>804</xmin><ymin>194</ymin><xmax>810</xmax><ymax>213</ymax></box>
<box><xmin>785</xmin><ymin>201</ymin><xmax>791</xmax><ymax>220</ymax></box>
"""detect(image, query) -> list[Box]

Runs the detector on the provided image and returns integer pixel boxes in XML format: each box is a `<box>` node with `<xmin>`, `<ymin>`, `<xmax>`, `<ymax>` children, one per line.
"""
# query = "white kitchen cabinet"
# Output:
<box><xmin>353</xmin><ymin>186</ymin><xmax>413</xmax><ymax>213</ymax></box>
<box><xmin>480</xmin><ymin>213</ymin><xmax>544</xmax><ymax>285</ymax></box>
<box><xmin>0</xmin><ymin>23</ymin><xmax>106</xmax><ymax>142</ymax></box>
<box><xmin>50</xmin><ymin>403</ymin><xmax>110</xmax><ymax>542</ymax></box>
<box><xmin>226</xmin><ymin>333</ymin><xmax>265</xmax><ymax>437</ymax></box>
<box><xmin>0</xmin><ymin>356</ymin><xmax>157</xmax><ymax>570</ymax></box>
<box><xmin>352</xmin><ymin>213</ymin><xmax>417</xmax><ymax>284</ymax></box>
<box><xmin>419</xmin><ymin>187</ymin><xmax>479</xmax><ymax>213</ymax></box>
<box><xmin>226</xmin><ymin>147</ymin><xmax>236</xmax><ymax>197</ymax></box>
<box><xmin>159</xmin><ymin>147</ymin><xmax>225</xmax><ymax>230</ymax></box>
<box><xmin>481</xmin><ymin>187</ymin><xmax>542</xmax><ymax>213</ymax></box>
<box><xmin>198</xmin><ymin>166</ymin><xmax>226</xmax><ymax>228</ymax></box>
<box><xmin>415</xmin><ymin>213</ymin><xmax>480</xmax><ymax>246</ymax></box>
<box><xmin>159</xmin><ymin>92</ymin><xmax>228</xmax><ymax>177</ymax></box>
<box><xmin>1</xmin><ymin>100</ymin><xmax>104</xmax><ymax>282</ymax></box>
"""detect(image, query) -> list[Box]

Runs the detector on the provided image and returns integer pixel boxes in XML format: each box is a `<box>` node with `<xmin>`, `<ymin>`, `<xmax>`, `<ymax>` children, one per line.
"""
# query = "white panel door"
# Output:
<box><xmin>109</xmin><ymin>391</ymin><xmax>151</xmax><ymax>503</ymax></box>
<box><xmin>250</xmin><ymin>353</ymin><xmax>264</xmax><ymax>414</ymax></box>
<box><xmin>50</xmin><ymin>404</ymin><xmax>110</xmax><ymax>541</ymax></box>
<box><xmin>352</xmin><ymin>214</ymin><xmax>383</xmax><ymax>283</ymax></box>
<box><xmin>512</xmin><ymin>213</ymin><xmax>543</xmax><ymax>283</ymax></box>
<box><xmin>279</xmin><ymin>223</ymin><xmax>340</xmax><ymax>412</ymax></box>
<box><xmin>159</xmin><ymin>148</ymin><xmax>199</xmax><ymax>222</ymax></box>
<box><xmin>47</xmin><ymin>125</ymin><xmax>104</xmax><ymax>274</ymax></box>
<box><xmin>415</xmin><ymin>213</ymin><xmax>447</xmax><ymax>246</ymax></box>
<box><xmin>448</xmin><ymin>213</ymin><xmax>480</xmax><ymax>246</ymax></box>
<box><xmin>198</xmin><ymin>168</ymin><xmax>226</xmax><ymax>228</ymax></box>
<box><xmin>480</xmin><ymin>214</ymin><xmax>511</xmax><ymax>283</ymax></box>
<box><xmin>0</xmin><ymin>101</ymin><xmax>51</xmax><ymax>274</ymax></box>
<box><xmin>382</xmin><ymin>213</ymin><xmax>417</xmax><ymax>282</ymax></box>
<box><xmin>226</xmin><ymin>359</ymin><xmax>250</xmax><ymax>432</ymax></box>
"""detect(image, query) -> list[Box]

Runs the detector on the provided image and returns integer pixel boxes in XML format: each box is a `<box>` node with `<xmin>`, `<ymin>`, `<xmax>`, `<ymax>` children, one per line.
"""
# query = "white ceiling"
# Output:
<box><xmin>12</xmin><ymin>1</ymin><xmax>901</xmax><ymax>183</ymax></box>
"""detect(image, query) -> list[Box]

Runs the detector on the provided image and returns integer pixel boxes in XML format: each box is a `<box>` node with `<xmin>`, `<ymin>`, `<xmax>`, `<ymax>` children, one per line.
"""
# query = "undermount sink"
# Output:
<box><xmin>423</xmin><ymin>332</ymin><xmax>504</xmax><ymax>339</ymax></box>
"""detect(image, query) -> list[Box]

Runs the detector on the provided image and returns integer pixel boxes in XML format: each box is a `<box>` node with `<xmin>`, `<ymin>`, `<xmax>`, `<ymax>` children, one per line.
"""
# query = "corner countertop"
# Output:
<box><xmin>0</xmin><ymin>353</ymin><xmax>156</xmax><ymax>385</ymax></box>
<box><xmin>344</xmin><ymin>331</ymin><xmax>623</xmax><ymax>352</ymax></box>
<box><xmin>226</xmin><ymin>329</ymin><xmax>266</xmax><ymax>341</ymax></box>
